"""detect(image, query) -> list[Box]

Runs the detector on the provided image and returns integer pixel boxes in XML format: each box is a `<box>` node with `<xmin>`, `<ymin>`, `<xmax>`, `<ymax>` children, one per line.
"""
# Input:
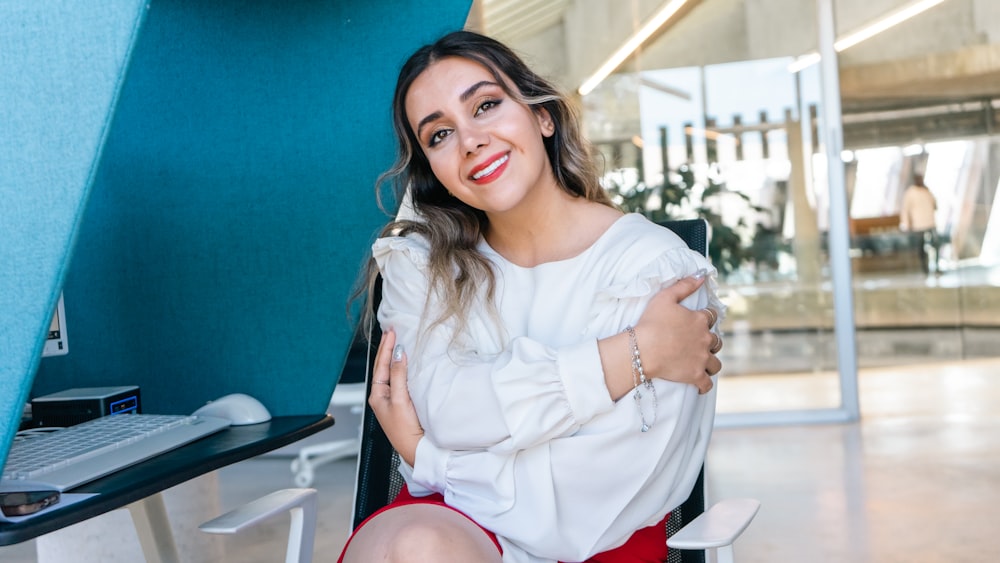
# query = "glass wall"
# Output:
<box><xmin>569</xmin><ymin>0</ymin><xmax>998</xmax><ymax>422</ymax></box>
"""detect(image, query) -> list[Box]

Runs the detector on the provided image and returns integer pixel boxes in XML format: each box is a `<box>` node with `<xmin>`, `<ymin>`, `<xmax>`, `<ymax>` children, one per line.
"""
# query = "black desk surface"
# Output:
<box><xmin>0</xmin><ymin>414</ymin><xmax>334</xmax><ymax>545</ymax></box>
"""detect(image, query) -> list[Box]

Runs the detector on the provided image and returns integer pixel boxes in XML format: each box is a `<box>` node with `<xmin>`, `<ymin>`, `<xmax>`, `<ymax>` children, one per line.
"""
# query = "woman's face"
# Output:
<box><xmin>404</xmin><ymin>56</ymin><xmax>557</xmax><ymax>218</ymax></box>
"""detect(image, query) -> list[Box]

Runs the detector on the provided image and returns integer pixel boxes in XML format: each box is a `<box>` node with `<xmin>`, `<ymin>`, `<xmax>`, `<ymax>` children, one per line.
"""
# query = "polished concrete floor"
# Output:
<box><xmin>2</xmin><ymin>354</ymin><xmax>998</xmax><ymax>562</ymax></box>
<box><xmin>710</xmin><ymin>357</ymin><xmax>1000</xmax><ymax>562</ymax></box>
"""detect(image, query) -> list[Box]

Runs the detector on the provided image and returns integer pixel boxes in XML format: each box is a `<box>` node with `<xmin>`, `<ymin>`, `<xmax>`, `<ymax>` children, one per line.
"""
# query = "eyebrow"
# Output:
<box><xmin>415</xmin><ymin>80</ymin><xmax>499</xmax><ymax>140</ymax></box>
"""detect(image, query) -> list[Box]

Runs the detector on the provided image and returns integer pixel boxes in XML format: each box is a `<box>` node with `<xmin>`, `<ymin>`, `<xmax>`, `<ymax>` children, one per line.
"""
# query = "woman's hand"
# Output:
<box><xmin>367</xmin><ymin>329</ymin><xmax>424</xmax><ymax>466</ymax></box>
<box><xmin>598</xmin><ymin>275</ymin><xmax>721</xmax><ymax>399</ymax></box>
<box><xmin>633</xmin><ymin>275</ymin><xmax>721</xmax><ymax>394</ymax></box>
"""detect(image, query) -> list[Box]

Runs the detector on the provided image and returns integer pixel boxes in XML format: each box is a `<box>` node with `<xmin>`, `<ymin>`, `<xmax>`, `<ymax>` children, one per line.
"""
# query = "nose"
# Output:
<box><xmin>461</xmin><ymin>124</ymin><xmax>489</xmax><ymax>157</ymax></box>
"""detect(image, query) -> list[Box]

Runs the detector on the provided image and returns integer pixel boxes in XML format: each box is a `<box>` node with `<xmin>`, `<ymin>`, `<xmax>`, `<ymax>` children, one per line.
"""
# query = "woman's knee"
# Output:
<box><xmin>343</xmin><ymin>504</ymin><xmax>500</xmax><ymax>563</ymax></box>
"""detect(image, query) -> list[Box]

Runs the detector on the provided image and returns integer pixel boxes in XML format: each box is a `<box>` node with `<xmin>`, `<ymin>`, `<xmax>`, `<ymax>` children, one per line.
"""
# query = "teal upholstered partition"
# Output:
<box><xmin>1</xmin><ymin>0</ymin><xmax>471</xmax><ymax>466</ymax></box>
<box><xmin>0</xmin><ymin>0</ymin><xmax>149</xmax><ymax>471</ymax></box>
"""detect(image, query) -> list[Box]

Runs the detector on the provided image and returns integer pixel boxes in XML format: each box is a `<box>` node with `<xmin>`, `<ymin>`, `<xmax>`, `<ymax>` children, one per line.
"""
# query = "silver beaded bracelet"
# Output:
<box><xmin>625</xmin><ymin>325</ymin><xmax>657</xmax><ymax>432</ymax></box>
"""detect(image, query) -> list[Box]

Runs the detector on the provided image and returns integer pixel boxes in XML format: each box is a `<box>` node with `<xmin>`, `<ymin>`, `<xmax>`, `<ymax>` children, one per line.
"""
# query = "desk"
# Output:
<box><xmin>0</xmin><ymin>414</ymin><xmax>333</xmax><ymax>551</ymax></box>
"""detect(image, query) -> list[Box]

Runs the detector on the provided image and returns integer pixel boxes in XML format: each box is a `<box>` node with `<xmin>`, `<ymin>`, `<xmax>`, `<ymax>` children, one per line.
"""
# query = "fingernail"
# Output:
<box><xmin>392</xmin><ymin>344</ymin><xmax>404</xmax><ymax>362</ymax></box>
<box><xmin>692</xmin><ymin>268</ymin><xmax>708</xmax><ymax>280</ymax></box>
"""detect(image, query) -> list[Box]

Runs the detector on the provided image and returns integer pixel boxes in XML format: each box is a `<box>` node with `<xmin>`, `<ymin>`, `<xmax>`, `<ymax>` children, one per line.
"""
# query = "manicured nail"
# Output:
<box><xmin>392</xmin><ymin>344</ymin><xmax>404</xmax><ymax>362</ymax></box>
<box><xmin>692</xmin><ymin>268</ymin><xmax>708</xmax><ymax>280</ymax></box>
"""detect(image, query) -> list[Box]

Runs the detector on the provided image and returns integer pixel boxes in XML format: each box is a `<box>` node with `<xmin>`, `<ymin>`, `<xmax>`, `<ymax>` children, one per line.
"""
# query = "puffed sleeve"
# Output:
<box><xmin>373</xmin><ymin>235</ymin><xmax>615</xmax><ymax>457</ymax></box>
<box><xmin>589</xmin><ymin>244</ymin><xmax>726</xmax><ymax>333</ymax></box>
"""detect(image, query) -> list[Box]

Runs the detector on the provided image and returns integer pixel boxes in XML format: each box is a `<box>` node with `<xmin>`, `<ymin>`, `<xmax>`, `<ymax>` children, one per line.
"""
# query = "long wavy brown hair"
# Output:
<box><xmin>358</xmin><ymin>30</ymin><xmax>614</xmax><ymax>344</ymax></box>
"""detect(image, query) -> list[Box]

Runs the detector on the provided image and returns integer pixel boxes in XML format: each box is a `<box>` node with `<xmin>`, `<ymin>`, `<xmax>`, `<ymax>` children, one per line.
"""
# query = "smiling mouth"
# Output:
<box><xmin>471</xmin><ymin>153</ymin><xmax>509</xmax><ymax>181</ymax></box>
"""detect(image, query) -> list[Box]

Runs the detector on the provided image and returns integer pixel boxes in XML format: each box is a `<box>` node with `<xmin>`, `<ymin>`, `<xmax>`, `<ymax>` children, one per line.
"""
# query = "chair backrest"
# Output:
<box><xmin>351</xmin><ymin>218</ymin><xmax>709</xmax><ymax>563</ymax></box>
<box><xmin>654</xmin><ymin>218</ymin><xmax>708</xmax><ymax>563</ymax></box>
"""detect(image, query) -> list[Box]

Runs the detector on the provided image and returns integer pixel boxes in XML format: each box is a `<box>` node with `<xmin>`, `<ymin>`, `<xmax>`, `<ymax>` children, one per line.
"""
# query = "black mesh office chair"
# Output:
<box><xmin>350</xmin><ymin>219</ymin><xmax>758</xmax><ymax>563</ymax></box>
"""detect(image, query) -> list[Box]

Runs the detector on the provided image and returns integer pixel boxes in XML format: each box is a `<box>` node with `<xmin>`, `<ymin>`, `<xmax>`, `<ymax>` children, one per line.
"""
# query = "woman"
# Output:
<box><xmin>340</xmin><ymin>30</ymin><xmax>724</xmax><ymax>563</ymax></box>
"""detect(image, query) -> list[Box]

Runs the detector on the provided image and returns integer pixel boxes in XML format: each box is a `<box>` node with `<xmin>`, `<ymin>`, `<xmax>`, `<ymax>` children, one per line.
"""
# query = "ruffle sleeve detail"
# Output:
<box><xmin>372</xmin><ymin>234</ymin><xmax>431</xmax><ymax>269</ymax></box>
<box><xmin>591</xmin><ymin>245</ymin><xmax>726</xmax><ymax>330</ymax></box>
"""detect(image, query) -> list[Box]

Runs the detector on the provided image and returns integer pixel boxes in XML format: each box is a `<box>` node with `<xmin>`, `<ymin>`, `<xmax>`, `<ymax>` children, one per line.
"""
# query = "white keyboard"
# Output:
<box><xmin>2</xmin><ymin>414</ymin><xmax>231</xmax><ymax>492</ymax></box>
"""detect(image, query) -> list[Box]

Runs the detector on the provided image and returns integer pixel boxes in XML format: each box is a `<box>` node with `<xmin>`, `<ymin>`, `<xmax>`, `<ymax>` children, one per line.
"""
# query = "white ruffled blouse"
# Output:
<box><xmin>372</xmin><ymin>213</ymin><xmax>722</xmax><ymax>563</ymax></box>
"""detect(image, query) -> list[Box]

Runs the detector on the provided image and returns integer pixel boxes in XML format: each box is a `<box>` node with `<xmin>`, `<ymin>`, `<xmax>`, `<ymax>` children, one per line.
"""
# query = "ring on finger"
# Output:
<box><xmin>373</xmin><ymin>379</ymin><xmax>390</xmax><ymax>385</ymax></box>
<box><xmin>709</xmin><ymin>332</ymin><xmax>723</xmax><ymax>354</ymax></box>
<box><xmin>701</xmin><ymin>307</ymin><xmax>718</xmax><ymax>328</ymax></box>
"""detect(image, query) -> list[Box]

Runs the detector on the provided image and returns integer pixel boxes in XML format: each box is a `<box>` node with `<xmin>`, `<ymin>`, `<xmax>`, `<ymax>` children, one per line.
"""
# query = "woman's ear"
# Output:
<box><xmin>536</xmin><ymin>108</ymin><xmax>555</xmax><ymax>137</ymax></box>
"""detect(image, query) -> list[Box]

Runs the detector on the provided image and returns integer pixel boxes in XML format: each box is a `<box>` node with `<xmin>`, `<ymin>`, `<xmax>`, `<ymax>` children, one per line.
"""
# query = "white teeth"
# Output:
<box><xmin>472</xmin><ymin>154</ymin><xmax>509</xmax><ymax>180</ymax></box>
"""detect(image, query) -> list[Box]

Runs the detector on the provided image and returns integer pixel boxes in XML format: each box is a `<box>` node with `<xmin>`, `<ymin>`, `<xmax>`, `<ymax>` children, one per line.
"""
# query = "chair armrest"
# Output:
<box><xmin>201</xmin><ymin>488</ymin><xmax>318</xmax><ymax>563</ymax></box>
<box><xmin>666</xmin><ymin>498</ymin><xmax>760</xmax><ymax>550</ymax></box>
<box><xmin>200</xmin><ymin>488</ymin><xmax>317</xmax><ymax>534</ymax></box>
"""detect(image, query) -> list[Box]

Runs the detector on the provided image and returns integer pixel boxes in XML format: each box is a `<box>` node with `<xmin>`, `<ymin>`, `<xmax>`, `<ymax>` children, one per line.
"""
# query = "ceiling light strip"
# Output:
<box><xmin>788</xmin><ymin>0</ymin><xmax>947</xmax><ymax>73</ymax></box>
<box><xmin>577</xmin><ymin>0</ymin><xmax>689</xmax><ymax>96</ymax></box>
<box><xmin>834</xmin><ymin>0</ymin><xmax>945</xmax><ymax>51</ymax></box>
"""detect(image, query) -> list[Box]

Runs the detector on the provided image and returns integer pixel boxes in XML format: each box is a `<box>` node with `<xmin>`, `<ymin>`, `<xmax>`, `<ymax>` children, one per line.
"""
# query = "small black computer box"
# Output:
<box><xmin>31</xmin><ymin>386</ymin><xmax>141</xmax><ymax>427</ymax></box>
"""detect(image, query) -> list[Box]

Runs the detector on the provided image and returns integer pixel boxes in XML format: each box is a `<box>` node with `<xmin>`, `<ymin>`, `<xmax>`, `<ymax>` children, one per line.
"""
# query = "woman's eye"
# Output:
<box><xmin>428</xmin><ymin>129</ymin><xmax>451</xmax><ymax>147</ymax></box>
<box><xmin>475</xmin><ymin>99</ymin><xmax>501</xmax><ymax>116</ymax></box>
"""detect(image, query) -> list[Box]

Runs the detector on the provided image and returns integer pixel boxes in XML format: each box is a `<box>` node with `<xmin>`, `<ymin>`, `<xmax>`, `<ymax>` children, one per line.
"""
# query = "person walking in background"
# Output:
<box><xmin>900</xmin><ymin>173</ymin><xmax>938</xmax><ymax>274</ymax></box>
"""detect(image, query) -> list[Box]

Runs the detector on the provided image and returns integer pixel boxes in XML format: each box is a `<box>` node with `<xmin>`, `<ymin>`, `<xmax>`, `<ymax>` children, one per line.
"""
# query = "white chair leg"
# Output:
<box><xmin>200</xmin><ymin>488</ymin><xmax>318</xmax><ymax>563</ymax></box>
<box><xmin>291</xmin><ymin>439</ymin><xmax>359</xmax><ymax>487</ymax></box>
<box><xmin>284</xmin><ymin>498</ymin><xmax>315</xmax><ymax>563</ymax></box>
<box><xmin>707</xmin><ymin>544</ymin><xmax>736</xmax><ymax>563</ymax></box>
<box><xmin>290</xmin><ymin>382</ymin><xmax>366</xmax><ymax>486</ymax></box>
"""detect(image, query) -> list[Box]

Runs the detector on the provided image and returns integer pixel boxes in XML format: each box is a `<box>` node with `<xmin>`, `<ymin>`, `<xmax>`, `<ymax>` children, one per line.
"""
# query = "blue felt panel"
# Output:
<box><xmin>0</xmin><ymin>1</ymin><xmax>148</xmax><ymax>469</ymax></box>
<box><xmin>31</xmin><ymin>0</ymin><xmax>472</xmax><ymax>418</ymax></box>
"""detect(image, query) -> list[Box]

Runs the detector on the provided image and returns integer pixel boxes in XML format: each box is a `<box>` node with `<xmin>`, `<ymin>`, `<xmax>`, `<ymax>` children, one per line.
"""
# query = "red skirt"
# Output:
<box><xmin>338</xmin><ymin>485</ymin><xmax>669</xmax><ymax>563</ymax></box>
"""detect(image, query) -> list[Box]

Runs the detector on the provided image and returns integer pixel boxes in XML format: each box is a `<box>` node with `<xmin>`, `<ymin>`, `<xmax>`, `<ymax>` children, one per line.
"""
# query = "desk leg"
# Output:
<box><xmin>127</xmin><ymin>493</ymin><xmax>181</xmax><ymax>563</ymax></box>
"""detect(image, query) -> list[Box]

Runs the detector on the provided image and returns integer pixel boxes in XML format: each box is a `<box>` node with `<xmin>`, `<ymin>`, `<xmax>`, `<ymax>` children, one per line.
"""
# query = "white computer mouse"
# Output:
<box><xmin>192</xmin><ymin>393</ymin><xmax>272</xmax><ymax>426</ymax></box>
